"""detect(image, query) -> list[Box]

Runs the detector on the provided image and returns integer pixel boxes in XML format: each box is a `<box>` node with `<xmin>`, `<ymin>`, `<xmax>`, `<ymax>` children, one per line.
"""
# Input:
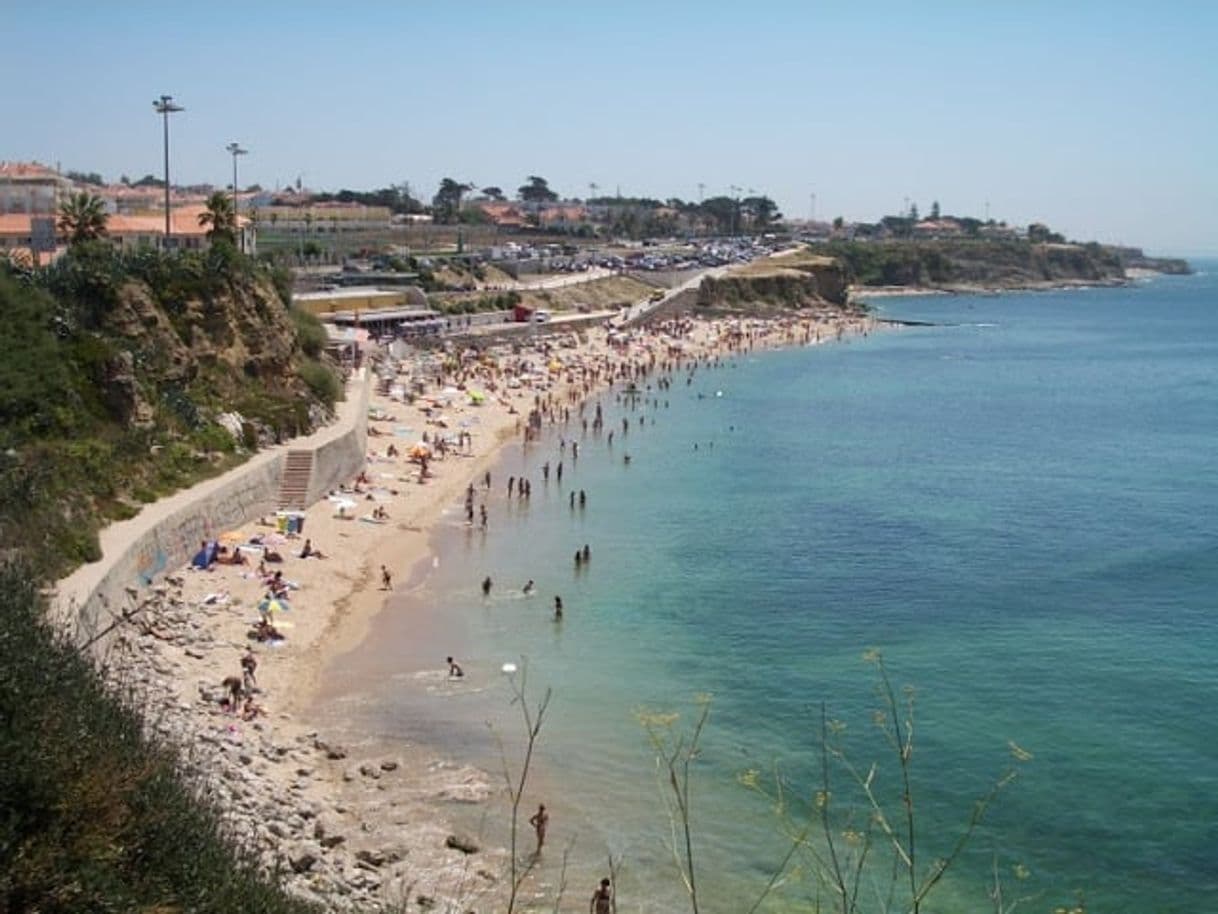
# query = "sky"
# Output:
<box><xmin>3</xmin><ymin>1</ymin><xmax>1216</xmax><ymax>255</ymax></box>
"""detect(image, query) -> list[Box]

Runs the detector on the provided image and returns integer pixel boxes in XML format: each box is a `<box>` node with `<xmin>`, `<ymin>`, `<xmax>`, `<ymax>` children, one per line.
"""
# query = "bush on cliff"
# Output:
<box><xmin>0</xmin><ymin>244</ymin><xmax>343</xmax><ymax>912</ymax></box>
<box><xmin>0</xmin><ymin>246</ymin><xmax>340</xmax><ymax>581</ymax></box>
<box><xmin>0</xmin><ymin>563</ymin><xmax>320</xmax><ymax>913</ymax></box>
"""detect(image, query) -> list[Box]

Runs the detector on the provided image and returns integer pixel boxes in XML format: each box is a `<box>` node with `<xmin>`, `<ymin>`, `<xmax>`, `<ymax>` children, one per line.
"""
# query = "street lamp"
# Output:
<box><xmin>152</xmin><ymin>95</ymin><xmax>184</xmax><ymax>246</ymax></box>
<box><xmin>225</xmin><ymin>142</ymin><xmax>248</xmax><ymax>251</ymax></box>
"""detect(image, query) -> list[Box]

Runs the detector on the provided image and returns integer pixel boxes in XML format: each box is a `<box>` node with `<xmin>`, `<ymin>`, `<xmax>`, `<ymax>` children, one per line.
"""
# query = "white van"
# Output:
<box><xmin>532</xmin><ymin>309</ymin><xmax>552</xmax><ymax>323</ymax></box>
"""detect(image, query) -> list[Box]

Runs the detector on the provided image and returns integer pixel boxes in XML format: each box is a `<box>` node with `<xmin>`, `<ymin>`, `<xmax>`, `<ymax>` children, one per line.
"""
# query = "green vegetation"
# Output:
<box><xmin>432</xmin><ymin>177</ymin><xmax>475</xmax><ymax>224</ymax></box>
<box><xmin>819</xmin><ymin>238</ymin><xmax>1125</xmax><ymax>288</ymax></box>
<box><xmin>199</xmin><ymin>191</ymin><xmax>238</xmax><ymax>244</ymax></box>
<box><xmin>0</xmin><ymin>242</ymin><xmax>343</xmax><ymax>912</ymax></box>
<box><xmin>0</xmin><ymin>243</ymin><xmax>339</xmax><ymax>581</ymax></box>
<box><xmin>0</xmin><ymin>563</ymin><xmax>321</xmax><ymax>914</ymax></box>
<box><xmin>57</xmin><ymin>191</ymin><xmax>110</xmax><ymax>244</ymax></box>
<box><xmin>433</xmin><ymin>289</ymin><xmax>522</xmax><ymax>315</ymax></box>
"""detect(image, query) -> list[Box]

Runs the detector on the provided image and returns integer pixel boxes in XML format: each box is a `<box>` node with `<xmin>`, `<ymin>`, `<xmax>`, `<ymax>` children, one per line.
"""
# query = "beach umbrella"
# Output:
<box><xmin>258</xmin><ymin>596</ymin><xmax>289</xmax><ymax>617</ymax></box>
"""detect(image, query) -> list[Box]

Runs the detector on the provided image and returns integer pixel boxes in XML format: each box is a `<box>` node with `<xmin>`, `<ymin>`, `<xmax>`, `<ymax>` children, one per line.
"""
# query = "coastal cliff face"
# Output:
<box><xmin>821</xmin><ymin>238</ymin><xmax>1136</xmax><ymax>290</ymax></box>
<box><xmin>0</xmin><ymin>244</ymin><xmax>338</xmax><ymax>578</ymax></box>
<box><xmin>1111</xmin><ymin>246</ymin><xmax>1192</xmax><ymax>275</ymax></box>
<box><xmin>697</xmin><ymin>254</ymin><xmax>853</xmax><ymax>311</ymax></box>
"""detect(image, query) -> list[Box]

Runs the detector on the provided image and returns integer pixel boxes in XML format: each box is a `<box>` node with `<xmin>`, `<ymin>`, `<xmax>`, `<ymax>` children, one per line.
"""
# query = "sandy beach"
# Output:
<box><xmin>107</xmin><ymin>307</ymin><xmax>879</xmax><ymax>911</ymax></box>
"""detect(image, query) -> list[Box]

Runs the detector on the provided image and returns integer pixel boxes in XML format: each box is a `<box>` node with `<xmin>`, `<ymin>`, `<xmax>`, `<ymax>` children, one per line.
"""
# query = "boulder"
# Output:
<box><xmin>445</xmin><ymin>834</ymin><xmax>479</xmax><ymax>855</ymax></box>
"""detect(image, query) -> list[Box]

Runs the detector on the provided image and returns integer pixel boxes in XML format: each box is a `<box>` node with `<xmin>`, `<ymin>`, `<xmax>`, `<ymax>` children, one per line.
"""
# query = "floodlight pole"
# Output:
<box><xmin>153</xmin><ymin>95</ymin><xmax>184</xmax><ymax>246</ymax></box>
<box><xmin>226</xmin><ymin>142</ymin><xmax>248</xmax><ymax>251</ymax></box>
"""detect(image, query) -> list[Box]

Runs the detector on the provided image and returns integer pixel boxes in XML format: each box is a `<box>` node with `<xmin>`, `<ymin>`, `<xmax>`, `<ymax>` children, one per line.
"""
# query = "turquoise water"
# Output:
<box><xmin>329</xmin><ymin>266</ymin><xmax>1218</xmax><ymax>912</ymax></box>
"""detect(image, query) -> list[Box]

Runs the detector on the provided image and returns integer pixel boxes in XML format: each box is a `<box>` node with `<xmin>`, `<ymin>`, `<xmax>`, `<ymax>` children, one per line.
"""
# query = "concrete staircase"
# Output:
<box><xmin>277</xmin><ymin>450</ymin><xmax>314</xmax><ymax>511</ymax></box>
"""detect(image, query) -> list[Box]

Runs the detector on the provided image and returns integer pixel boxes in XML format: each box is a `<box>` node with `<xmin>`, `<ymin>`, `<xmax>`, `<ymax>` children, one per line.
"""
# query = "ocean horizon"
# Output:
<box><xmin>321</xmin><ymin>264</ymin><xmax>1218</xmax><ymax>913</ymax></box>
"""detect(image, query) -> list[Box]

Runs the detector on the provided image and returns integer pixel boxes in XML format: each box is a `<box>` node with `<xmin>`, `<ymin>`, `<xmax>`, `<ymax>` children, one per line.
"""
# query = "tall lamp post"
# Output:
<box><xmin>153</xmin><ymin>95</ymin><xmax>184</xmax><ymax>247</ymax></box>
<box><xmin>225</xmin><ymin>142</ymin><xmax>248</xmax><ymax>251</ymax></box>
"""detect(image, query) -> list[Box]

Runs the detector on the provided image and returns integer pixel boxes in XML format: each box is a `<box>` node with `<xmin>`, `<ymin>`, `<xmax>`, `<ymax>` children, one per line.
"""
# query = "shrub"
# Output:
<box><xmin>289</xmin><ymin>308</ymin><xmax>327</xmax><ymax>358</ymax></box>
<box><xmin>298</xmin><ymin>358</ymin><xmax>342</xmax><ymax>407</ymax></box>
<box><xmin>0</xmin><ymin>564</ymin><xmax>323</xmax><ymax>913</ymax></box>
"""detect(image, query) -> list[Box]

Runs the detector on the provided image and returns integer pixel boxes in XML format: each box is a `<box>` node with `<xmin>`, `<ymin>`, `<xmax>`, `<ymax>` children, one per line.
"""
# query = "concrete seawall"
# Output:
<box><xmin>52</xmin><ymin>371</ymin><xmax>371</xmax><ymax>648</ymax></box>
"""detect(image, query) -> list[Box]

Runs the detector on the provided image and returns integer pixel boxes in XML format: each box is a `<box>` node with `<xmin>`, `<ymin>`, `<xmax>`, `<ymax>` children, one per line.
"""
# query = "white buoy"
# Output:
<box><xmin>715</xmin><ymin>390</ymin><xmax>723</xmax><ymax>397</ymax></box>
<box><xmin>501</xmin><ymin>662</ymin><xmax>518</xmax><ymax>674</ymax></box>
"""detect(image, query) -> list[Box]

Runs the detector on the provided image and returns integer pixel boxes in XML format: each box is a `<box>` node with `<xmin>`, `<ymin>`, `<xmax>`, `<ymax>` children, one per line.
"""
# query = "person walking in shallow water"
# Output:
<box><xmin>529</xmin><ymin>803</ymin><xmax>548</xmax><ymax>851</ymax></box>
<box><xmin>554</xmin><ymin>595</ymin><xmax>563</xmax><ymax>619</ymax></box>
<box><xmin>482</xmin><ymin>576</ymin><xmax>493</xmax><ymax>597</ymax></box>
<box><xmin>590</xmin><ymin>877</ymin><xmax>612</xmax><ymax>914</ymax></box>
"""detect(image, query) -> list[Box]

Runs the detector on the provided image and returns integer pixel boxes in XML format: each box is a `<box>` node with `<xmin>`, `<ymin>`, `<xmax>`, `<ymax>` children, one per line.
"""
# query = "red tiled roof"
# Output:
<box><xmin>0</xmin><ymin>208</ymin><xmax>249</xmax><ymax>238</ymax></box>
<box><xmin>0</xmin><ymin>161</ymin><xmax>61</xmax><ymax>179</ymax></box>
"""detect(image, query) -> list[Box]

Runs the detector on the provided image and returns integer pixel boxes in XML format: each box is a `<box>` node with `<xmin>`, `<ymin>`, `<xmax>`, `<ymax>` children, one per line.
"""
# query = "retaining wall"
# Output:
<box><xmin>52</xmin><ymin>371</ymin><xmax>370</xmax><ymax>648</ymax></box>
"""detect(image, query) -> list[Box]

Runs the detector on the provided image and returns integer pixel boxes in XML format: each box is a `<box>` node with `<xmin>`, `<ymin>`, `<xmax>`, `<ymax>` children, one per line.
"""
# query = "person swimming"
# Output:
<box><xmin>523</xmin><ymin>579</ymin><xmax>536</xmax><ymax>595</ymax></box>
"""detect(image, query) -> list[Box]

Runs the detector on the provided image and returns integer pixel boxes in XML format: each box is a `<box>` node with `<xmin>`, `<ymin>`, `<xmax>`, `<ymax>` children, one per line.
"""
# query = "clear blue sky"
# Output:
<box><xmin>3</xmin><ymin>1</ymin><xmax>1215</xmax><ymax>254</ymax></box>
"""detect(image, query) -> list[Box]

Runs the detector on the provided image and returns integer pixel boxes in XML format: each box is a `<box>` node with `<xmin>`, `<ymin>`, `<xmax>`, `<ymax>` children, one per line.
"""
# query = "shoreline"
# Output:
<box><xmin>103</xmin><ymin>307</ymin><xmax>881</xmax><ymax>910</ymax></box>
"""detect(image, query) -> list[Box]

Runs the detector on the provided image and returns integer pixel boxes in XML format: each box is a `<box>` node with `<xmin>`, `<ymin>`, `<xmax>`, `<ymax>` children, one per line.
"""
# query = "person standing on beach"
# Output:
<box><xmin>241</xmin><ymin>649</ymin><xmax>258</xmax><ymax>693</ymax></box>
<box><xmin>590</xmin><ymin>877</ymin><xmax>612</xmax><ymax>914</ymax></box>
<box><xmin>381</xmin><ymin>565</ymin><xmax>392</xmax><ymax>590</ymax></box>
<box><xmin>529</xmin><ymin>803</ymin><xmax>548</xmax><ymax>851</ymax></box>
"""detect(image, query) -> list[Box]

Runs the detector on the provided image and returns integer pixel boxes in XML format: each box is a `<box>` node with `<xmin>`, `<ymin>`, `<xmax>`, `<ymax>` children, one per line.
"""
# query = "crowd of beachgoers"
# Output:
<box><xmin>101</xmin><ymin>307</ymin><xmax>878</xmax><ymax>910</ymax></box>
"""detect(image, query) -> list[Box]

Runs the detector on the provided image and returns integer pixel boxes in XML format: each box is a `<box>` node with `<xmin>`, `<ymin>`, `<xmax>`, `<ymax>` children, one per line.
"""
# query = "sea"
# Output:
<box><xmin>321</xmin><ymin>263</ymin><xmax>1218</xmax><ymax>913</ymax></box>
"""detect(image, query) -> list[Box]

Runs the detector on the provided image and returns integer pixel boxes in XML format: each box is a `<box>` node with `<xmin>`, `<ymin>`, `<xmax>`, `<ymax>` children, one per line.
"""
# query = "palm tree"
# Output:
<box><xmin>198</xmin><ymin>191</ymin><xmax>237</xmax><ymax>244</ymax></box>
<box><xmin>57</xmin><ymin>192</ymin><xmax>109</xmax><ymax>244</ymax></box>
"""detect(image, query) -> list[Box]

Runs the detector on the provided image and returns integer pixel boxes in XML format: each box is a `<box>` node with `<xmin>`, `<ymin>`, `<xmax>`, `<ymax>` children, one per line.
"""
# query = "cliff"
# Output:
<box><xmin>1110</xmin><ymin>246</ymin><xmax>1192</xmax><ymax>275</ymax></box>
<box><xmin>696</xmin><ymin>253</ymin><xmax>854</xmax><ymax>312</ymax></box>
<box><xmin>820</xmin><ymin>238</ymin><xmax>1139</xmax><ymax>290</ymax></box>
<box><xmin>0</xmin><ymin>243</ymin><xmax>340</xmax><ymax>579</ymax></box>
